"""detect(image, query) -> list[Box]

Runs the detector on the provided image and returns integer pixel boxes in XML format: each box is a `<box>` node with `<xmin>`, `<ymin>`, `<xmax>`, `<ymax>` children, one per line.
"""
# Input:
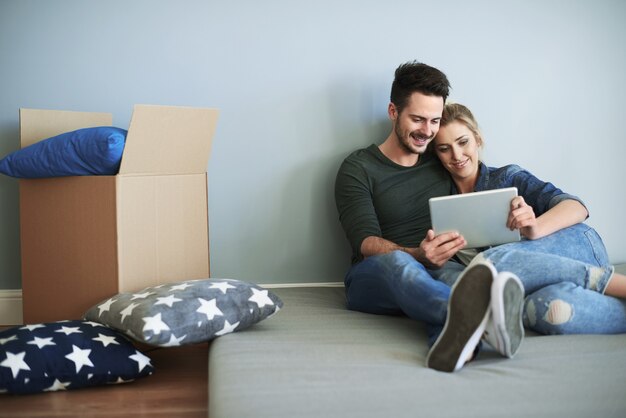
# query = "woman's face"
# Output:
<box><xmin>433</xmin><ymin>120</ymin><xmax>481</xmax><ymax>185</ymax></box>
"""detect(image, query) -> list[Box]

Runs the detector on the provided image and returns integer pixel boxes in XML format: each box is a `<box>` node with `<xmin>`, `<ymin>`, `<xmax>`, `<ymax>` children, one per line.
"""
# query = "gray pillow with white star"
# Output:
<box><xmin>83</xmin><ymin>278</ymin><xmax>283</xmax><ymax>347</ymax></box>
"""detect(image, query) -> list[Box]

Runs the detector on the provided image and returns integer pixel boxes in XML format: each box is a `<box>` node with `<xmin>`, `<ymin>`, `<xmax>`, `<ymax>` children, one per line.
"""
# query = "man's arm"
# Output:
<box><xmin>335</xmin><ymin>155</ymin><xmax>382</xmax><ymax>262</ymax></box>
<box><xmin>361</xmin><ymin>230</ymin><xmax>466</xmax><ymax>269</ymax></box>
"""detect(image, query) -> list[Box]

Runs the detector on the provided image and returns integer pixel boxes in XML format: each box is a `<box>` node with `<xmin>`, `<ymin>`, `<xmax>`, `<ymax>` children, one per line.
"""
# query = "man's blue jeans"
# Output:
<box><xmin>344</xmin><ymin>250</ymin><xmax>449</xmax><ymax>345</ymax></box>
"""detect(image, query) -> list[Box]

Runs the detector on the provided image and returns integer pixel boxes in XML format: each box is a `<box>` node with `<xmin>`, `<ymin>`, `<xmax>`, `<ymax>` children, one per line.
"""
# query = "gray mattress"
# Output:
<box><xmin>209</xmin><ymin>272</ymin><xmax>626</xmax><ymax>418</ymax></box>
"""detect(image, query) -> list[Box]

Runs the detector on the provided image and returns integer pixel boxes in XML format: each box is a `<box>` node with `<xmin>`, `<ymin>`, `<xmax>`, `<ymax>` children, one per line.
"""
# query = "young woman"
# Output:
<box><xmin>431</xmin><ymin>102</ymin><xmax>626</xmax><ymax>335</ymax></box>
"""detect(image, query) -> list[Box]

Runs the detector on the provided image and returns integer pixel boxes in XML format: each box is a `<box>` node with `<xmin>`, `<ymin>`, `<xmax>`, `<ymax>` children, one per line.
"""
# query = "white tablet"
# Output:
<box><xmin>429</xmin><ymin>187</ymin><xmax>521</xmax><ymax>249</ymax></box>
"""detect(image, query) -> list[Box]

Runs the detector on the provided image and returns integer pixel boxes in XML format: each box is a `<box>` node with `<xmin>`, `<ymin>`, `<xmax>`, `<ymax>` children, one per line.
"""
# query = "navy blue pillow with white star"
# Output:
<box><xmin>0</xmin><ymin>320</ymin><xmax>153</xmax><ymax>395</ymax></box>
<box><xmin>84</xmin><ymin>278</ymin><xmax>283</xmax><ymax>347</ymax></box>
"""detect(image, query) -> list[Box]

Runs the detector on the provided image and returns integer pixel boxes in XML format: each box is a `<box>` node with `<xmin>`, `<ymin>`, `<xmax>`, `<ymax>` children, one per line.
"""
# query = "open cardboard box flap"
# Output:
<box><xmin>19</xmin><ymin>104</ymin><xmax>219</xmax><ymax>175</ymax></box>
<box><xmin>120</xmin><ymin>104</ymin><xmax>219</xmax><ymax>176</ymax></box>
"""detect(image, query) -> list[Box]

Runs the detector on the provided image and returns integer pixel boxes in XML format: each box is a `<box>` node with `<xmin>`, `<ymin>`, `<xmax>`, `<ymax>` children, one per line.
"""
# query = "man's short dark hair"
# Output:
<box><xmin>390</xmin><ymin>61</ymin><xmax>451</xmax><ymax>114</ymax></box>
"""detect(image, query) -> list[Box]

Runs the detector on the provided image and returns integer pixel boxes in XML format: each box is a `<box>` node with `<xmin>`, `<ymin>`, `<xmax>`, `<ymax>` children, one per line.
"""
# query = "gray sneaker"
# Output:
<box><xmin>483</xmin><ymin>271</ymin><xmax>525</xmax><ymax>358</ymax></box>
<box><xmin>426</xmin><ymin>261</ymin><xmax>496</xmax><ymax>372</ymax></box>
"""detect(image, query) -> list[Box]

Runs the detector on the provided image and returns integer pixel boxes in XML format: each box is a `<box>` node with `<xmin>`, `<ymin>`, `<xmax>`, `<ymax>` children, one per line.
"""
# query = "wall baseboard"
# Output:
<box><xmin>0</xmin><ymin>289</ymin><xmax>23</xmax><ymax>326</ymax></box>
<box><xmin>263</xmin><ymin>282</ymin><xmax>343</xmax><ymax>288</ymax></box>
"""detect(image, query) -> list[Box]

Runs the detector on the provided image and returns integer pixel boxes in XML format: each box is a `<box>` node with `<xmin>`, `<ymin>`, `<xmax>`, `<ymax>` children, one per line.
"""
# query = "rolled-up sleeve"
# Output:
<box><xmin>506</xmin><ymin>165</ymin><xmax>588</xmax><ymax>217</ymax></box>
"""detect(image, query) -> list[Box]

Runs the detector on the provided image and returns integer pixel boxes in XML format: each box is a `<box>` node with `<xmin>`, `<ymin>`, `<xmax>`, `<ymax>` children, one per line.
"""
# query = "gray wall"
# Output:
<box><xmin>0</xmin><ymin>0</ymin><xmax>624</xmax><ymax>288</ymax></box>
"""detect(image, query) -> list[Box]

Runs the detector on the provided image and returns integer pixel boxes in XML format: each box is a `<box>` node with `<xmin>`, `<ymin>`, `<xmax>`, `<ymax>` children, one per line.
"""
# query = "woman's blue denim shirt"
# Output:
<box><xmin>452</xmin><ymin>162</ymin><xmax>588</xmax><ymax>217</ymax></box>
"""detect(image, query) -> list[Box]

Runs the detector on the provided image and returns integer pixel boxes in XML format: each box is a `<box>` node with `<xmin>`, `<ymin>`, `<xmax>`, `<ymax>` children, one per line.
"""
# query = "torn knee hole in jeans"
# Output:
<box><xmin>544</xmin><ymin>299</ymin><xmax>573</xmax><ymax>325</ymax></box>
<box><xmin>588</xmin><ymin>267</ymin><xmax>604</xmax><ymax>292</ymax></box>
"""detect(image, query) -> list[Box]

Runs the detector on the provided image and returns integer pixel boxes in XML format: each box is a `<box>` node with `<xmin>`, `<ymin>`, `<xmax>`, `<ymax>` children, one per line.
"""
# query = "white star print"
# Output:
<box><xmin>65</xmin><ymin>345</ymin><xmax>94</xmax><ymax>373</ymax></box>
<box><xmin>20</xmin><ymin>324</ymin><xmax>45</xmax><ymax>331</ymax></box>
<box><xmin>209</xmin><ymin>281</ymin><xmax>236</xmax><ymax>294</ymax></box>
<box><xmin>120</xmin><ymin>302</ymin><xmax>140</xmax><ymax>323</ymax></box>
<box><xmin>129</xmin><ymin>350</ymin><xmax>152</xmax><ymax>372</ymax></box>
<box><xmin>170</xmin><ymin>282</ymin><xmax>193</xmax><ymax>291</ymax></box>
<box><xmin>155</xmin><ymin>294</ymin><xmax>183</xmax><ymax>308</ymax></box>
<box><xmin>160</xmin><ymin>333</ymin><xmax>187</xmax><ymax>347</ymax></box>
<box><xmin>196</xmin><ymin>298</ymin><xmax>223</xmax><ymax>320</ymax></box>
<box><xmin>215</xmin><ymin>320</ymin><xmax>240</xmax><ymax>336</ymax></box>
<box><xmin>27</xmin><ymin>336</ymin><xmax>56</xmax><ymax>349</ymax></box>
<box><xmin>142</xmin><ymin>313</ymin><xmax>170</xmax><ymax>335</ymax></box>
<box><xmin>97</xmin><ymin>298</ymin><xmax>116</xmax><ymax>316</ymax></box>
<box><xmin>0</xmin><ymin>335</ymin><xmax>18</xmax><ymax>345</ymax></box>
<box><xmin>55</xmin><ymin>326</ymin><xmax>82</xmax><ymax>336</ymax></box>
<box><xmin>131</xmin><ymin>291</ymin><xmax>154</xmax><ymax>300</ymax></box>
<box><xmin>92</xmin><ymin>333</ymin><xmax>120</xmax><ymax>347</ymax></box>
<box><xmin>268</xmin><ymin>305</ymin><xmax>281</xmax><ymax>318</ymax></box>
<box><xmin>83</xmin><ymin>321</ymin><xmax>103</xmax><ymax>327</ymax></box>
<box><xmin>1</xmin><ymin>351</ymin><xmax>30</xmax><ymax>378</ymax></box>
<box><xmin>248</xmin><ymin>288</ymin><xmax>274</xmax><ymax>308</ymax></box>
<box><xmin>44</xmin><ymin>379</ymin><xmax>71</xmax><ymax>392</ymax></box>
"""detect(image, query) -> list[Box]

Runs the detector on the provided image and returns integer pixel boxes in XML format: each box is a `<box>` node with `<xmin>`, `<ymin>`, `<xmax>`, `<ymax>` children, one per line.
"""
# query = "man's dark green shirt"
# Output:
<box><xmin>335</xmin><ymin>144</ymin><xmax>453</xmax><ymax>264</ymax></box>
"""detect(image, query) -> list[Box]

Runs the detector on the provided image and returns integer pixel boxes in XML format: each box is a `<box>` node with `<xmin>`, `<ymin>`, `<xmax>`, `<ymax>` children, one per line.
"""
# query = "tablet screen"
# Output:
<box><xmin>429</xmin><ymin>187</ymin><xmax>521</xmax><ymax>248</ymax></box>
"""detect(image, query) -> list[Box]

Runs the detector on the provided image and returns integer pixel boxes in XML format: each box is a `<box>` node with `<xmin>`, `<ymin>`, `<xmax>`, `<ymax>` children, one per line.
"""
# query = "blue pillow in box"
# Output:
<box><xmin>0</xmin><ymin>126</ymin><xmax>127</xmax><ymax>178</ymax></box>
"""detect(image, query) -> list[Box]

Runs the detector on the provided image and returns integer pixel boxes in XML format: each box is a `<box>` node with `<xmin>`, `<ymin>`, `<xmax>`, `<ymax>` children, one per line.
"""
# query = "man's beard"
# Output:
<box><xmin>395</xmin><ymin>123</ymin><xmax>433</xmax><ymax>154</ymax></box>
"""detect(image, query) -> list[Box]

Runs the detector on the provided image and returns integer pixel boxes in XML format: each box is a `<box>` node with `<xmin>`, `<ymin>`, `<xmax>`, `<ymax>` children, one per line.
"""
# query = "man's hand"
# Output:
<box><xmin>411</xmin><ymin>230</ymin><xmax>466</xmax><ymax>269</ymax></box>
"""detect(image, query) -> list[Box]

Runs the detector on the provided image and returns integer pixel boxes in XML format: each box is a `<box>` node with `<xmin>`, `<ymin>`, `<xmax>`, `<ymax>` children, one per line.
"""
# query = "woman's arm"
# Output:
<box><xmin>508</xmin><ymin>197</ymin><xmax>588</xmax><ymax>240</ymax></box>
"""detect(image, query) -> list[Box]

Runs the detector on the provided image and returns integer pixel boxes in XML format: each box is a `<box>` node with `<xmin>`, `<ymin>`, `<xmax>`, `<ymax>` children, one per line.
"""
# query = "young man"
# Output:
<box><xmin>334</xmin><ymin>61</ymin><xmax>524</xmax><ymax>372</ymax></box>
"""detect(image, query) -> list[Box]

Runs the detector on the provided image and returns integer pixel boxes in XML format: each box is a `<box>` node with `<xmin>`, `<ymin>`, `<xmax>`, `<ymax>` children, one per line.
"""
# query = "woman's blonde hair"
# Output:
<box><xmin>439</xmin><ymin>102</ymin><xmax>484</xmax><ymax>147</ymax></box>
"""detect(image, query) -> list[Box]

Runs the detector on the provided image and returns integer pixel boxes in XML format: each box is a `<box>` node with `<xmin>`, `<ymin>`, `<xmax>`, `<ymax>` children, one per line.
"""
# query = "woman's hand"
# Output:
<box><xmin>507</xmin><ymin>196</ymin><xmax>541</xmax><ymax>239</ymax></box>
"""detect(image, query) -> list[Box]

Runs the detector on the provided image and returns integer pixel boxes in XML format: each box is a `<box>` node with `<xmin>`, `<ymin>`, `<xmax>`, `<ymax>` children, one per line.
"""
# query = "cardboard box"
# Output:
<box><xmin>19</xmin><ymin>105</ymin><xmax>219</xmax><ymax>323</ymax></box>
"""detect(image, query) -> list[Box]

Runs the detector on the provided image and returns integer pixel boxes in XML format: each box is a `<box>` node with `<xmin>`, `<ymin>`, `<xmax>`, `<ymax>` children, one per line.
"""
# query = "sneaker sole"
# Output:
<box><xmin>493</xmin><ymin>274</ymin><xmax>525</xmax><ymax>358</ymax></box>
<box><xmin>426</xmin><ymin>264</ymin><xmax>493</xmax><ymax>372</ymax></box>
